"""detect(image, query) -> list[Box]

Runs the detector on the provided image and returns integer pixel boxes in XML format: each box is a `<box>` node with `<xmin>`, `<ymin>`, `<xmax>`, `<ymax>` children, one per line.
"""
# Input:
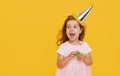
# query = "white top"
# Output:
<box><xmin>57</xmin><ymin>41</ymin><xmax>92</xmax><ymax>57</ymax></box>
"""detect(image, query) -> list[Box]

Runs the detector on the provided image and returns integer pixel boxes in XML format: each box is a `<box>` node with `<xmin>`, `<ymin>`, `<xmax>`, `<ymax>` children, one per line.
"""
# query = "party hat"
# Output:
<box><xmin>72</xmin><ymin>5</ymin><xmax>93</xmax><ymax>26</ymax></box>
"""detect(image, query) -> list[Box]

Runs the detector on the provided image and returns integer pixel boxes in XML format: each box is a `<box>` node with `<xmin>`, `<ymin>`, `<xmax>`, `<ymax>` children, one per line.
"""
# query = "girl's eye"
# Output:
<box><xmin>67</xmin><ymin>26</ymin><xmax>70</xmax><ymax>29</ymax></box>
<box><xmin>74</xmin><ymin>26</ymin><xmax>77</xmax><ymax>28</ymax></box>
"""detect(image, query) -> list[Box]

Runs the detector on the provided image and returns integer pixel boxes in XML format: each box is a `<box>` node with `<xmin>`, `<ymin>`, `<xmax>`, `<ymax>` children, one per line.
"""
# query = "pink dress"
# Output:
<box><xmin>55</xmin><ymin>41</ymin><xmax>92</xmax><ymax>76</ymax></box>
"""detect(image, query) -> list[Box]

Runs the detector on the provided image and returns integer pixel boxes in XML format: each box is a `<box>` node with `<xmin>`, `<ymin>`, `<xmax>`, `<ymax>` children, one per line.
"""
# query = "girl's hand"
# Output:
<box><xmin>77</xmin><ymin>52</ymin><xmax>85</xmax><ymax>61</ymax></box>
<box><xmin>68</xmin><ymin>51</ymin><xmax>78</xmax><ymax>59</ymax></box>
<box><xmin>77</xmin><ymin>53</ymin><xmax>93</xmax><ymax>65</ymax></box>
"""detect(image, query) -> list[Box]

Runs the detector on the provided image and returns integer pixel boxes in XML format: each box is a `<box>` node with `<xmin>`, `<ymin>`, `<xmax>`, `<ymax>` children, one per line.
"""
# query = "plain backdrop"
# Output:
<box><xmin>0</xmin><ymin>0</ymin><xmax>120</xmax><ymax>76</ymax></box>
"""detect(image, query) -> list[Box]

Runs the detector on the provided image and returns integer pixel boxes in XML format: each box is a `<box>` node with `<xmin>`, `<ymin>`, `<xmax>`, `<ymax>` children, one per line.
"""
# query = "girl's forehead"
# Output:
<box><xmin>67</xmin><ymin>20</ymin><xmax>79</xmax><ymax>25</ymax></box>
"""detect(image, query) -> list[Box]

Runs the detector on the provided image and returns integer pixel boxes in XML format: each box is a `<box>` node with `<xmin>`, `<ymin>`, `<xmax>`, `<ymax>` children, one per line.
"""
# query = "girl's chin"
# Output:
<box><xmin>68</xmin><ymin>38</ymin><xmax>76</xmax><ymax>42</ymax></box>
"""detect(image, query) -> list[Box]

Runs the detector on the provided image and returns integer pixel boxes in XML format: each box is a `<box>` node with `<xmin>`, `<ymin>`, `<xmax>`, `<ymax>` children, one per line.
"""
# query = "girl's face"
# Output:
<box><xmin>66</xmin><ymin>20</ymin><xmax>82</xmax><ymax>42</ymax></box>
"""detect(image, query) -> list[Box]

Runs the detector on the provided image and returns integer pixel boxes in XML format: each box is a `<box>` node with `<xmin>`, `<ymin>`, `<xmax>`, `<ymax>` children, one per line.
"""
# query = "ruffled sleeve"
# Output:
<box><xmin>56</xmin><ymin>44</ymin><xmax>66</xmax><ymax>56</ymax></box>
<box><xmin>80</xmin><ymin>42</ymin><xmax>92</xmax><ymax>54</ymax></box>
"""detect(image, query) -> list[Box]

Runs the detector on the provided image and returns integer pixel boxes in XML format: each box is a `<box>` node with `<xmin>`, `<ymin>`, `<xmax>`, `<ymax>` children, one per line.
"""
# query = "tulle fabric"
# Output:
<box><xmin>55</xmin><ymin>57</ymin><xmax>91</xmax><ymax>76</ymax></box>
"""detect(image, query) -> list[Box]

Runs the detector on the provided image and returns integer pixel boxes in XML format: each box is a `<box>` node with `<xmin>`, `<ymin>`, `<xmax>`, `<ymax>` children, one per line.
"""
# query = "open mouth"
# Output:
<box><xmin>69</xmin><ymin>33</ymin><xmax>75</xmax><ymax>37</ymax></box>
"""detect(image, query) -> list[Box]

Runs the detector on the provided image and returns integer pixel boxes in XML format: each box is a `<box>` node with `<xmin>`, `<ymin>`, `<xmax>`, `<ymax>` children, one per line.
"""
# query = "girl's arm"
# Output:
<box><xmin>77</xmin><ymin>53</ymin><xmax>93</xmax><ymax>65</ymax></box>
<box><xmin>57</xmin><ymin>51</ymin><xmax>77</xmax><ymax>69</ymax></box>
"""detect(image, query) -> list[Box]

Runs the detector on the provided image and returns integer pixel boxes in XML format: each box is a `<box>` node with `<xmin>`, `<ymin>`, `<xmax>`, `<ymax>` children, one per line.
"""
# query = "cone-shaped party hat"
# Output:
<box><xmin>72</xmin><ymin>5</ymin><xmax>93</xmax><ymax>26</ymax></box>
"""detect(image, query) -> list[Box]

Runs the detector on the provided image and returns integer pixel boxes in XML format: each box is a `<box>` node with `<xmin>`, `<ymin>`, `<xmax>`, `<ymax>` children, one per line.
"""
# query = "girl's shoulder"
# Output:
<box><xmin>79</xmin><ymin>41</ymin><xmax>92</xmax><ymax>54</ymax></box>
<box><xmin>59</xmin><ymin>41</ymin><xmax>69</xmax><ymax>47</ymax></box>
<box><xmin>56</xmin><ymin>41</ymin><xmax>70</xmax><ymax>56</ymax></box>
<box><xmin>79</xmin><ymin>41</ymin><xmax>86</xmax><ymax>45</ymax></box>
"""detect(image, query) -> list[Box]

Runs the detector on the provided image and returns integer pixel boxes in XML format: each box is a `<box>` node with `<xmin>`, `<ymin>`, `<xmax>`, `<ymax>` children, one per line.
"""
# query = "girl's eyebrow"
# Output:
<box><xmin>74</xmin><ymin>24</ymin><xmax>79</xmax><ymax>25</ymax></box>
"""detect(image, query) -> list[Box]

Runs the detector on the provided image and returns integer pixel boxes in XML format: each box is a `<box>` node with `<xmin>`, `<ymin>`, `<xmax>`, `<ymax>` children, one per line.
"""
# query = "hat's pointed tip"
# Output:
<box><xmin>90</xmin><ymin>3</ymin><xmax>95</xmax><ymax>7</ymax></box>
<box><xmin>72</xmin><ymin>4</ymin><xmax>94</xmax><ymax>26</ymax></box>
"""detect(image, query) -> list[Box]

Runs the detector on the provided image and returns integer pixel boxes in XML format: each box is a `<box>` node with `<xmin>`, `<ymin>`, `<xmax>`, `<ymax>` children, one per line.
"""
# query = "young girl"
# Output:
<box><xmin>55</xmin><ymin>15</ymin><xmax>93</xmax><ymax>76</ymax></box>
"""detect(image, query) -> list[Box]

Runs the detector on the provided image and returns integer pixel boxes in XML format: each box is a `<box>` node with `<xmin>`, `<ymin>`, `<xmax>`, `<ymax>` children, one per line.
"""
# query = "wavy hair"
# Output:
<box><xmin>57</xmin><ymin>15</ymin><xmax>85</xmax><ymax>46</ymax></box>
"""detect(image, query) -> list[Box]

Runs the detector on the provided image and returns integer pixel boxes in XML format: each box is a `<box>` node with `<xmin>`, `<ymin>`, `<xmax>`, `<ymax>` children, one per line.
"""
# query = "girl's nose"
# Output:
<box><xmin>70</xmin><ymin>27</ymin><xmax>74</xmax><ymax>31</ymax></box>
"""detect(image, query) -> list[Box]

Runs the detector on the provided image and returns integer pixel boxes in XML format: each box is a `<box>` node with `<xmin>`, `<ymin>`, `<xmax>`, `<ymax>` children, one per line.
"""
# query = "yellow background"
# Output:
<box><xmin>0</xmin><ymin>0</ymin><xmax>120</xmax><ymax>76</ymax></box>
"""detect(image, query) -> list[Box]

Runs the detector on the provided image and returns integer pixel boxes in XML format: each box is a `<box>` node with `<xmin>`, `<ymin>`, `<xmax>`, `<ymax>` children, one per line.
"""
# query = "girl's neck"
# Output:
<box><xmin>68</xmin><ymin>40</ymin><xmax>80</xmax><ymax>45</ymax></box>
